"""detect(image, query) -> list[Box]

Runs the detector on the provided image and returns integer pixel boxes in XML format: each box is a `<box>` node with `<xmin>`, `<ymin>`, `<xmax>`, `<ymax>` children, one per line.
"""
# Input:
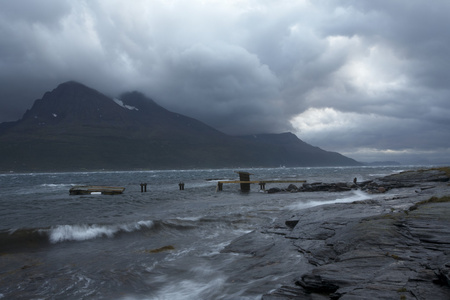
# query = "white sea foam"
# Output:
<box><xmin>288</xmin><ymin>190</ymin><xmax>371</xmax><ymax>210</ymax></box>
<box><xmin>203</xmin><ymin>241</ymin><xmax>231</xmax><ymax>256</ymax></box>
<box><xmin>40</xmin><ymin>183</ymin><xmax>75</xmax><ymax>191</ymax></box>
<box><xmin>149</xmin><ymin>268</ymin><xmax>227</xmax><ymax>300</ymax></box>
<box><xmin>176</xmin><ymin>216</ymin><xmax>202</xmax><ymax>221</ymax></box>
<box><xmin>46</xmin><ymin>220</ymin><xmax>154</xmax><ymax>243</ymax></box>
<box><xmin>41</xmin><ymin>183</ymin><xmax>71</xmax><ymax>187</ymax></box>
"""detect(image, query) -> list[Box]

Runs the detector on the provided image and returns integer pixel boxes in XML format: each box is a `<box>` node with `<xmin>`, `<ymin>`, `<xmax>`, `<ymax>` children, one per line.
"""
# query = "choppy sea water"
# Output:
<box><xmin>0</xmin><ymin>166</ymin><xmax>422</xmax><ymax>299</ymax></box>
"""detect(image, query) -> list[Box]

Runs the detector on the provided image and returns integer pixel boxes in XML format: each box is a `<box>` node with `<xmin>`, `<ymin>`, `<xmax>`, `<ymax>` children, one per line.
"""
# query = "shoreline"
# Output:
<box><xmin>223</xmin><ymin>168</ymin><xmax>450</xmax><ymax>299</ymax></box>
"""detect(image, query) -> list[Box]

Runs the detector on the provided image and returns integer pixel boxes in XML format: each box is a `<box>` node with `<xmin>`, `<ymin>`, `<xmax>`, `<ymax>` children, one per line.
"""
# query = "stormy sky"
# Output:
<box><xmin>1</xmin><ymin>0</ymin><xmax>449</xmax><ymax>164</ymax></box>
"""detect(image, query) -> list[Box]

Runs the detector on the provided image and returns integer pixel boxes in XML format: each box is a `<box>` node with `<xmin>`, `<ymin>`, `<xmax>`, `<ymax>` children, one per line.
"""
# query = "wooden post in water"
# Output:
<box><xmin>237</xmin><ymin>171</ymin><xmax>252</xmax><ymax>192</ymax></box>
<box><xmin>140</xmin><ymin>183</ymin><xmax>147</xmax><ymax>192</ymax></box>
<box><xmin>259</xmin><ymin>182</ymin><xmax>266</xmax><ymax>191</ymax></box>
<box><xmin>179</xmin><ymin>182</ymin><xmax>185</xmax><ymax>190</ymax></box>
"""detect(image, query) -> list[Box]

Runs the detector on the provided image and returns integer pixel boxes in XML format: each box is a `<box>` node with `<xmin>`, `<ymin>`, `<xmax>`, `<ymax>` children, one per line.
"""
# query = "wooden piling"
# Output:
<box><xmin>140</xmin><ymin>183</ymin><xmax>147</xmax><ymax>192</ymax></box>
<box><xmin>179</xmin><ymin>182</ymin><xmax>185</xmax><ymax>190</ymax></box>
<box><xmin>236</xmin><ymin>171</ymin><xmax>252</xmax><ymax>192</ymax></box>
<box><xmin>259</xmin><ymin>182</ymin><xmax>266</xmax><ymax>190</ymax></box>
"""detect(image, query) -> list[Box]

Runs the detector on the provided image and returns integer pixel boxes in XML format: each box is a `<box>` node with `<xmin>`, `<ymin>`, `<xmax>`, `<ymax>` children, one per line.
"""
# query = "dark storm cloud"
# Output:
<box><xmin>147</xmin><ymin>43</ymin><xmax>286</xmax><ymax>134</ymax></box>
<box><xmin>0</xmin><ymin>0</ymin><xmax>449</xmax><ymax>163</ymax></box>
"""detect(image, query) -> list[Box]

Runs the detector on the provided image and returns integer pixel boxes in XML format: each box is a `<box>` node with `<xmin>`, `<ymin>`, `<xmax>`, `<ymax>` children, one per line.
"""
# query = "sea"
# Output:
<box><xmin>0</xmin><ymin>165</ymin><xmax>423</xmax><ymax>299</ymax></box>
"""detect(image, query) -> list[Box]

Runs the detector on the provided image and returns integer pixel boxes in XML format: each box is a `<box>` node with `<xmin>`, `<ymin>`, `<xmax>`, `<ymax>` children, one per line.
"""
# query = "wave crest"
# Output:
<box><xmin>45</xmin><ymin>220</ymin><xmax>154</xmax><ymax>243</ymax></box>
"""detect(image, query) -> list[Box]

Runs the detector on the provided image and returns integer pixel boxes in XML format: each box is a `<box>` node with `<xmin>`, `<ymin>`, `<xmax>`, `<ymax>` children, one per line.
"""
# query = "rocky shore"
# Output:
<box><xmin>222</xmin><ymin>168</ymin><xmax>450</xmax><ymax>299</ymax></box>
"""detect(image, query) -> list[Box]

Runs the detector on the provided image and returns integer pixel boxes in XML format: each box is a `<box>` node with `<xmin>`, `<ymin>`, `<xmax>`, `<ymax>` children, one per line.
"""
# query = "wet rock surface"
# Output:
<box><xmin>223</xmin><ymin>169</ymin><xmax>450</xmax><ymax>299</ymax></box>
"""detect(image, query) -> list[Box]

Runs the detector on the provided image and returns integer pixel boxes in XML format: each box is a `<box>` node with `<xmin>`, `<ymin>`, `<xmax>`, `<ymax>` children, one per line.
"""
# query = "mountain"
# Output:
<box><xmin>237</xmin><ymin>133</ymin><xmax>362</xmax><ymax>167</ymax></box>
<box><xmin>0</xmin><ymin>81</ymin><xmax>361</xmax><ymax>171</ymax></box>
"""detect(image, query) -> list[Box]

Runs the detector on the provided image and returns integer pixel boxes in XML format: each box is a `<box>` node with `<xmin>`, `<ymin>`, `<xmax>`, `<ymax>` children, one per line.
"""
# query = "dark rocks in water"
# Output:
<box><xmin>267</xmin><ymin>182</ymin><xmax>356</xmax><ymax>193</ymax></box>
<box><xmin>144</xmin><ymin>245</ymin><xmax>175</xmax><ymax>253</ymax></box>
<box><xmin>303</xmin><ymin>182</ymin><xmax>353</xmax><ymax>192</ymax></box>
<box><xmin>286</xmin><ymin>184</ymin><xmax>298</xmax><ymax>192</ymax></box>
<box><xmin>268</xmin><ymin>169</ymin><xmax>450</xmax><ymax>194</ymax></box>
<box><xmin>267</xmin><ymin>187</ymin><xmax>282</xmax><ymax>194</ymax></box>
<box><xmin>269</xmin><ymin>182</ymin><xmax>356</xmax><ymax>193</ymax></box>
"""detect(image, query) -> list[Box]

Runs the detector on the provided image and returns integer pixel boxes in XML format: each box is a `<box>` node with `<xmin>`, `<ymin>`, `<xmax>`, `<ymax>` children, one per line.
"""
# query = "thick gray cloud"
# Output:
<box><xmin>1</xmin><ymin>0</ymin><xmax>449</xmax><ymax>164</ymax></box>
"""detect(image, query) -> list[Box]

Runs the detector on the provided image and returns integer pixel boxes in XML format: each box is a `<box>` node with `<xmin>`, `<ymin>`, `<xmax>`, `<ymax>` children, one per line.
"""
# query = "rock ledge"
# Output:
<box><xmin>224</xmin><ymin>169</ymin><xmax>450</xmax><ymax>299</ymax></box>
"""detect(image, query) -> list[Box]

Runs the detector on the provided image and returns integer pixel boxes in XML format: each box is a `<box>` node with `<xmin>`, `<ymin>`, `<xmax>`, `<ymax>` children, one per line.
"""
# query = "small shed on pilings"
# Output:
<box><xmin>235</xmin><ymin>171</ymin><xmax>253</xmax><ymax>192</ymax></box>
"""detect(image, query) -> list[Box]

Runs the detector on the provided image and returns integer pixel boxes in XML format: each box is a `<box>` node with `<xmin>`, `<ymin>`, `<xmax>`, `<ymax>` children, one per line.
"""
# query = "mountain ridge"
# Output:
<box><xmin>0</xmin><ymin>81</ymin><xmax>361</xmax><ymax>171</ymax></box>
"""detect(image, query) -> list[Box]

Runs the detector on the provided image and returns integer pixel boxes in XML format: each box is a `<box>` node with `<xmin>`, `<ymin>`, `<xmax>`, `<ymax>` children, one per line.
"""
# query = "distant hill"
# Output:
<box><xmin>236</xmin><ymin>133</ymin><xmax>360</xmax><ymax>167</ymax></box>
<box><xmin>363</xmin><ymin>161</ymin><xmax>402</xmax><ymax>166</ymax></box>
<box><xmin>0</xmin><ymin>81</ymin><xmax>361</xmax><ymax>171</ymax></box>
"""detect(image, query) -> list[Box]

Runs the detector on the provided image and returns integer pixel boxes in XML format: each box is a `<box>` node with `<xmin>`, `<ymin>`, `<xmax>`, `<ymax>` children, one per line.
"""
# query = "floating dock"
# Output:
<box><xmin>69</xmin><ymin>186</ymin><xmax>125</xmax><ymax>195</ymax></box>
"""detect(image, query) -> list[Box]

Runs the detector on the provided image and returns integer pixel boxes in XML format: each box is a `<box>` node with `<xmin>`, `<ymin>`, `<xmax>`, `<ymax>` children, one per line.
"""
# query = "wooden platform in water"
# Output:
<box><xmin>69</xmin><ymin>186</ymin><xmax>125</xmax><ymax>195</ymax></box>
<box><xmin>216</xmin><ymin>180</ymin><xmax>306</xmax><ymax>191</ymax></box>
<box><xmin>217</xmin><ymin>180</ymin><xmax>307</xmax><ymax>184</ymax></box>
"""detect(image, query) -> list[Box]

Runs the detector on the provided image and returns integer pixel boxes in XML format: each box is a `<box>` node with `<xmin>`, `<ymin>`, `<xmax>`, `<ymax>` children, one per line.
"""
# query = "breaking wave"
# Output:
<box><xmin>45</xmin><ymin>220</ymin><xmax>155</xmax><ymax>243</ymax></box>
<box><xmin>0</xmin><ymin>217</ymin><xmax>211</xmax><ymax>250</ymax></box>
<box><xmin>0</xmin><ymin>220</ymin><xmax>156</xmax><ymax>250</ymax></box>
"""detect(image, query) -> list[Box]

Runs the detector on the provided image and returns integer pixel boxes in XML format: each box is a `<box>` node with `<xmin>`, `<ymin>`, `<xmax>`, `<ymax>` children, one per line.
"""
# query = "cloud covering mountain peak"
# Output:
<box><xmin>1</xmin><ymin>0</ymin><xmax>449</xmax><ymax>164</ymax></box>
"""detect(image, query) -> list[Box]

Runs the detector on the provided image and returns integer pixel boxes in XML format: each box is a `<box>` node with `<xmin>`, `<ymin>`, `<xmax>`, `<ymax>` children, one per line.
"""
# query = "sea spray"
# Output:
<box><xmin>288</xmin><ymin>190</ymin><xmax>371</xmax><ymax>210</ymax></box>
<box><xmin>144</xmin><ymin>263</ymin><xmax>228</xmax><ymax>300</ymax></box>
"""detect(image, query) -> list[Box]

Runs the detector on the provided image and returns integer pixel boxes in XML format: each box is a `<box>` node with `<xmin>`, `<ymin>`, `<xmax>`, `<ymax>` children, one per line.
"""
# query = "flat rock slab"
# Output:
<box><xmin>294</xmin><ymin>204</ymin><xmax>450</xmax><ymax>298</ymax></box>
<box><xmin>221</xmin><ymin>230</ymin><xmax>312</xmax><ymax>296</ymax></box>
<box><xmin>378</xmin><ymin>169</ymin><xmax>450</xmax><ymax>183</ymax></box>
<box><xmin>266</xmin><ymin>199</ymin><xmax>450</xmax><ymax>299</ymax></box>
